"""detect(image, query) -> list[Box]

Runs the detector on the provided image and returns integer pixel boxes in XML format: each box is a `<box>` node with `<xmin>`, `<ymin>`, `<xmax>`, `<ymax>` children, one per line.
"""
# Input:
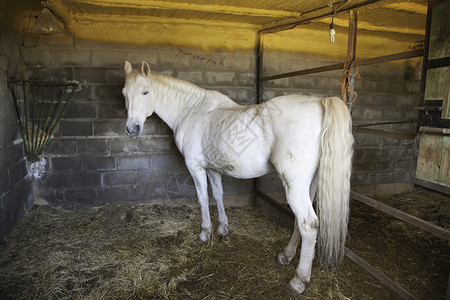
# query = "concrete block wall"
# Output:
<box><xmin>24</xmin><ymin>35</ymin><xmax>256</xmax><ymax>209</ymax></box>
<box><xmin>0</xmin><ymin>31</ymin><xmax>33</xmax><ymax>241</ymax></box>
<box><xmin>19</xmin><ymin>35</ymin><xmax>421</xmax><ymax>209</ymax></box>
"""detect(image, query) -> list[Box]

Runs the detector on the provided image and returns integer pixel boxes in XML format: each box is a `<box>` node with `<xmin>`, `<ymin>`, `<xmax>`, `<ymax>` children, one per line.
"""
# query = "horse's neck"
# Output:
<box><xmin>151</xmin><ymin>73</ymin><xmax>206</xmax><ymax>130</ymax></box>
<box><xmin>151</xmin><ymin>73</ymin><xmax>238</xmax><ymax>130</ymax></box>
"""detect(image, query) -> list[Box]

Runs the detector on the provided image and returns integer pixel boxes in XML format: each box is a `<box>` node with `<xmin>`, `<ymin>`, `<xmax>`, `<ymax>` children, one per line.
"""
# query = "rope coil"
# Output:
<box><xmin>340</xmin><ymin>60</ymin><xmax>360</xmax><ymax>105</ymax></box>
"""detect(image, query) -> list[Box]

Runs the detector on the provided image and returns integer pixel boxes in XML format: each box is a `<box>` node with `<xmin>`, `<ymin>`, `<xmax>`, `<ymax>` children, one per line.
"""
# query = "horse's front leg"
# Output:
<box><xmin>207</xmin><ymin>169</ymin><xmax>228</xmax><ymax>236</ymax></box>
<box><xmin>188</xmin><ymin>168</ymin><xmax>212</xmax><ymax>242</ymax></box>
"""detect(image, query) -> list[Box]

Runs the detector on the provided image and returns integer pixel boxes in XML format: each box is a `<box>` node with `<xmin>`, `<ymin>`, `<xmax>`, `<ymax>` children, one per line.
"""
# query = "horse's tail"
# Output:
<box><xmin>316</xmin><ymin>97</ymin><xmax>354</xmax><ymax>265</ymax></box>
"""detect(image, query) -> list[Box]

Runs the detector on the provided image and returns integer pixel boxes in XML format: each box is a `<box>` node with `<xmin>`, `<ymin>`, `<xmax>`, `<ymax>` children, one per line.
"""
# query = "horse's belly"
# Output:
<box><xmin>208</xmin><ymin>155</ymin><xmax>275</xmax><ymax>179</ymax></box>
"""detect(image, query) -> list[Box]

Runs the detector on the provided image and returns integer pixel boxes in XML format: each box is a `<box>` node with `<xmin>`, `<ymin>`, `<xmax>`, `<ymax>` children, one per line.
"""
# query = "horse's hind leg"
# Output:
<box><xmin>285</xmin><ymin>184</ymin><xmax>318</xmax><ymax>296</ymax></box>
<box><xmin>278</xmin><ymin>218</ymin><xmax>300</xmax><ymax>265</ymax></box>
<box><xmin>207</xmin><ymin>169</ymin><xmax>228</xmax><ymax>236</ymax></box>
<box><xmin>278</xmin><ymin>173</ymin><xmax>318</xmax><ymax>266</ymax></box>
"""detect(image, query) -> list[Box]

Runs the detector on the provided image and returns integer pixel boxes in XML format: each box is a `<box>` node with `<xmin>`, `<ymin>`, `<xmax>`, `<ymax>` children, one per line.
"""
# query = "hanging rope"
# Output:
<box><xmin>340</xmin><ymin>60</ymin><xmax>360</xmax><ymax>105</ymax></box>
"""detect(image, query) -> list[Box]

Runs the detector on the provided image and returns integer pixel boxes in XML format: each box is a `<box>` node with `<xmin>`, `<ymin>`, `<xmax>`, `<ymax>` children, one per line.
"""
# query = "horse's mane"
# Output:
<box><xmin>151</xmin><ymin>72</ymin><xmax>205</xmax><ymax>98</ymax></box>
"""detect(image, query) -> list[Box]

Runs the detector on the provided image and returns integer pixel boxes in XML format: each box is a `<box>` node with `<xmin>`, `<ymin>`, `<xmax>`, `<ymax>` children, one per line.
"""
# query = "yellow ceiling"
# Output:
<box><xmin>0</xmin><ymin>0</ymin><xmax>427</xmax><ymax>58</ymax></box>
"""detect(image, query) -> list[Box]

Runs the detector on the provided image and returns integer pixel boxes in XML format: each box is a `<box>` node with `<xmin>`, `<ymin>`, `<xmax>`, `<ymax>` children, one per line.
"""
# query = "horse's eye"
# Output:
<box><xmin>143</xmin><ymin>91</ymin><xmax>149</xmax><ymax>95</ymax></box>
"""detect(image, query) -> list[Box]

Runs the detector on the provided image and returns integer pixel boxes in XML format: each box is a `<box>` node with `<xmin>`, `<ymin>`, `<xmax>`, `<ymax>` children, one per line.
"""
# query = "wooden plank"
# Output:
<box><xmin>259</xmin><ymin>0</ymin><xmax>380</xmax><ymax>34</ymax></box>
<box><xmin>350</xmin><ymin>191</ymin><xmax>450</xmax><ymax>241</ymax></box>
<box><xmin>260</xmin><ymin>50</ymin><xmax>422</xmax><ymax>82</ymax></box>
<box><xmin>439</xmin><ymin>136</ymin><xmax>450</xmax><ymax>187</ymax></box>
<box><xmin>414</xmin><ymin>177</ymin><xmax>450</xmax><ymax>195</ymax></box>
<box><xmin>355</xmin><ymin>50</ymin><xmax>424</xmax><ymax>67</ymax></box>
<box><xmin>260</xmin><ymin>62</ymin><xmax>345</xmax><ymax>82</ymax></box>
<box><xmin>416</xmin><ymin>134</ymin><xmax>443</xmax><ymax>183</ymax></box>
<box><xmin>345</xmin><ymin>248</ymin><xmax>418</xmax><ymax>300</ymax></box>
<box><xmin>353</xmin><ymin>127</ymin><xmax>416</xmax><ymax>140</ymax></box>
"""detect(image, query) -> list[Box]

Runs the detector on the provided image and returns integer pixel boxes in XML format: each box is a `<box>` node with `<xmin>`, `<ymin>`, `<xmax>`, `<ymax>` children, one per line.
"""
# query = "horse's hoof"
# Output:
<box><xmin>199</xmin><ymin>230</ymin><xmax>211</xmax><ymax>242</ymax></box>
<box><xmin>277</xmin><ymin>252</ymin><xmax>293</xmax><ymax>265</ymax></box>
<box><xmin>285</xmin><ymin>279</ymin><xmax>305</xmax><ymax>297</ymax></box>
<box><xmin>217</xmin><ymin>225</ymin><xmax>228</xmax><ymax>236</ymax></box>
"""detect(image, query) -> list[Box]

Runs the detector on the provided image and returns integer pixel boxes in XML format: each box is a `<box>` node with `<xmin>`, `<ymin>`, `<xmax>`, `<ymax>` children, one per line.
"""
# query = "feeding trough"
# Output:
<box><xmin>8</xmin><ymin>79</ymin><xmax>80</xmax><ymax>163</ymax></box>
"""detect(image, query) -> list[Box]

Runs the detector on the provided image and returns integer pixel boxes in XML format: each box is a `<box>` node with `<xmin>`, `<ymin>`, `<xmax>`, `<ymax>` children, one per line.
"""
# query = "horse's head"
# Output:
<box><xmin>122</xmin><ymin>61</ymin><xmax>153</xmax><ymax>138</ymax></box>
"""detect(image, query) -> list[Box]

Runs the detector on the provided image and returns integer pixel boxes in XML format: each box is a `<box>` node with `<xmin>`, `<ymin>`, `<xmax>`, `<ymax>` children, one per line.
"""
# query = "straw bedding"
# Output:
<box><xmin>0</xmin><ymin>190</ymin><xmax>448</xmax><ymax>299</ymax></box>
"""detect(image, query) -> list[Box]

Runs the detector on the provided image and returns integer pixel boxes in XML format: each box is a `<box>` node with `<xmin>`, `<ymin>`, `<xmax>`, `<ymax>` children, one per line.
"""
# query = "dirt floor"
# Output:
<box><xmin>0</xmin><ymin>189</ymin><xmax>448</xmax><ymax>299</ymax></box>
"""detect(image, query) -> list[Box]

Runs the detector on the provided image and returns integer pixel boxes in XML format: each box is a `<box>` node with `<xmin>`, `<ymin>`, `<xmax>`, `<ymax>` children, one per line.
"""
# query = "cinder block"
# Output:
<box><xmin>137</xmin><ymin>170</ymin><xmax>167</xmax><ymax>186</ymax></box>
<box><xmin>77</xmin><ymin>139</ymin><xmax>108</xmax><ymax>154</ymax></box>
<box><xmin>374</xmin><ymin>183</ymin><xmax>396</xmax><ymax>195</ymax></box>
<box><xmin>177</xmin><ymin>71</ymin><xmax>204</xmax><ymax>85</ymax></box>
<box><xmin>239</xmin><ymin>73</ymin><xmax>255</xmax><ymax>86</ymax></box>
<box><xmin>97</xmin><ymin>101</ymin><xmax>127</xmax><ymax>119</ymax></box>
<box><xmin>188</xmin><ymin>50</ymin><xmax>226</xmax><ymax>70</ymax></box>
<box><xmin>165</xmin><ymin>171</ymin><xmax>196</xmax><ymax>199</ymax></box>
<box><xmin>71</xmin><ymin>171</ymin><xmax>101</xmax><ymax>188</ymax></box>
<box><xmin>377</xmin><ymin>65</ymin><xmax>400</xmax><ymax>80</ymax></box>
<box><xmin>50</xmin><ymin>49</ymin><xmax>91</xmax><ymax>66</ymax></box>
<box><xmin>94</xmin><ymin>84</ymin><xmax>123</xmax><ymax>101</ymax></box>
<box><xmin>92</xmin><ymin>50</ymin><xmax>130</xmax><ymax>67</ymax></box>
<box><xmin>315</xmin><ymin>77</ymin><xmax>340</xmax><ymax>91</ymax></box>
<box><xmin>5</xmin><ymin>143</ymin><xmax>24</xmax><ymax>168</ymax></box>
<box><xmin>71</xmin><ymin>84</ymin><xmax>95</xmax><ymax>102</ymax></box>
<box><xmin>396</xmin><ymin>94</ymin><xmax>419</xmax><ymax>107</ymax></box>
<box><xmin>9</xmin><ymin>161</ymin><xmax>27</xmax><ymax>187</ymax></box>
<box><xmin>94</xmin><ymin>120</ymin><xmax>126</xmax><ymax>137</ymax></box>
<box><xmin>64</xmin><ymin>188</ymin><xmax>96</xmax><ymax>209</ymax></box>
<box><xmin>226</xmin><ymin>88</ymin><xmax>252</xmax><ymax>104</ymax></box>
<box><xmin>59</xmin><ymin>120</ymin><xmax>93</xmax><ymax>137</ymax></box>
<box><xmin>0</xmin><ymin>171</ymin><xmax>9</xmax><ymax>194</ymax></box>
<box><xmin>222</xmin><ymin>54</ymin><xmax>253</xmax><ymax>72</ymax></box>
<box><xmin>45</xmin><ymin>139</ymin><xmax>76</xmax><ymax>155</ymax></box>
<box><xmin>43</xmin><ymin>172</ymin><xmax>71</xmax><ymax>189</ymax></box>
<box><xmin>110</xmin><ymin>139</ymin><xmax>141</xmax><ymax>153</ymax></box>
<box><xmin>103</xmin><ymin>171</ymin><xmax>136</xmax><ymax>186</ymax></box>
<box><xmin>63</xmin><ymin>102</ymin><xmax>97</xmax><ymax>118</ymax></box>
<box><xmin>141</xmin><ymin>137</ymin><xmax>176</xmax><ymax>153</ymax></box>
<box><xmin>73</xmin><ymin>67</ymin><xmax>108</xmax><ymax>84</ymax></box>
<box><xmin>105</xmin><ymin>68</ymin><xmax>125</xmax><ymax>84</ymax></box>
<box><xmin>26</xmin><ymin>67</ymin><xmax>73</xmax><ymax>82</ymax></box>
<box><xmin>126</xmin><ymin>185</ymin><xmax>166</xmax><ymax>201</ymax></box>
<box><xmin>118</xmin><ymin>156</ymin><xmax>149</xmax><ymax>170</ymax></box>
<box><xmin>22</xmin><ymin>48</ymin><xmax>51</xmax><ymax>67</ymax></box>
<box><xmin>206</xmin><ymin>71</ymin><xmax>236</xmax><ymax>86</ymax></box>
<box><xmin>38</xmin><ymin>33</ymin><xmax>75</xmax><ymax>48</ymax></box>
<box><xmin>149</xmin><ymin>153</ymin><xmax>185</xmax><ymax>170</ymax></box>
<box><xmin>142</xmin><ymin>117</ymin><xmax>172</xmax><ymax>136</ymax></box>
<box><xmin>263</xmin><ymin>77</ymin><xmax>289</xmax><ymax>89</ymax></box>
<box><xmin>291</xmin><ymin>76</ymin><xmax>316</xmax><ymax>90</ymax></box>
<box><xmin>222</xmin><ymin>177</ymin><xmax>253</xmax><ymax>196</ymax></box>
<box><xmin>377</xmin><ymin>94</ymin><xmax>395</xmax><ymax>107</ymax></box>
<box><xmin>51</xmin><ymin>157</ymin><xmax>83</xmax><ymax>171</ymax></box>
<box><xmin>158</xmin><ymin>51</ymin><xmax>190</xmax><ymax>69</ymax></box>
<box><xmin>85</xmin><ymin>156</ymin><xmax>116</xmax><ymax>171</ymax></box>
<box><xmin>357</xmin><ymin>65</ymin><xmax>378</xmax><ymax>79</ymax></box>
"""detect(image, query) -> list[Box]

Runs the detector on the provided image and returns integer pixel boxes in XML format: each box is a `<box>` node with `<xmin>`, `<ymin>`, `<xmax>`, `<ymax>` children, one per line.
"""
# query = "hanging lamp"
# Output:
<box><xmin>31</xmin><ymin>1</ymin><xmax>64</xmax><ymax>35</ymax></box>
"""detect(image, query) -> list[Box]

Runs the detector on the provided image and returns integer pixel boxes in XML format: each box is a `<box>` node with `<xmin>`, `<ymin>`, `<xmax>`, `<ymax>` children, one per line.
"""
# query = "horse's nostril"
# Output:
<box><xmin>135</xmin><ymin>124</ymin><xmax>141</xmax><ymax>133</ymax></box>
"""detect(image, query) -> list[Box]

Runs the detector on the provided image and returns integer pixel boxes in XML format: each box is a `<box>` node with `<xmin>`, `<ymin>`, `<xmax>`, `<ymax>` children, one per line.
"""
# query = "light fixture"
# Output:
<box><xmin>31</xmin><ymin>1</ymin><xmax>64</xmax><ymax>35</ymax></box>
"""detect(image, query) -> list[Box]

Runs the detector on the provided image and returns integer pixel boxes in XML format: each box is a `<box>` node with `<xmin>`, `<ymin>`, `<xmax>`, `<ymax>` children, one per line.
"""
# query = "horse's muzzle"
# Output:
<box><xmin>126</xmin><ymin>123</ymin><xmax>141</xmax><ymax>138</ymax></box>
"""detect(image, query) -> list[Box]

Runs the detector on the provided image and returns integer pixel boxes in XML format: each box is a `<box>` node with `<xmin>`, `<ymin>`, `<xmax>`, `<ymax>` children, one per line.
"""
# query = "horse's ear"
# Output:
<box><xmin>124</xmin><ymin>61</ymin><xmax>132</xmax><ymax>75</ymax></box>
<box><xmin>141</xmin><ymin>61</ymin><xmax>151</xmax><ymax>77</ymax></box>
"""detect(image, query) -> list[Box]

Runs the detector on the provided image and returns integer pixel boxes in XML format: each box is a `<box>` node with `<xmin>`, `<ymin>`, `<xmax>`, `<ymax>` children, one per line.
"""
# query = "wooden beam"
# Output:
<box><xmin>260</xmin><ymin>49</ymin><xmax>423</xmax><ymax>82</ymax></box>
<box><xmin>353</xmin><ymin>127</ymin><xmax>416</xmax><ymax>140</ymax></box>
<box><xmin>350</xmin><ymin>191</ymin><xmax>450</xmax><ymax>241</ymax></box>
<box><xmin>345</xmin><ymin>248</ymin><xmax>419</xmax><ymax>300</ymax></box>
<box><xmin>259</xmin><ymin>0</ymin><xmax>381</xmax><ymax>34</ymax></box>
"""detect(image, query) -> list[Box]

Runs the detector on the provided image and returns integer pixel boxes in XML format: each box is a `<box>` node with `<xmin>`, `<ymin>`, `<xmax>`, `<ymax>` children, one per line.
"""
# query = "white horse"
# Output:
<box><xmin>122</xmin><ymin>61</ymin><xmax>353</xmax><ymax>296</ymax></box>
